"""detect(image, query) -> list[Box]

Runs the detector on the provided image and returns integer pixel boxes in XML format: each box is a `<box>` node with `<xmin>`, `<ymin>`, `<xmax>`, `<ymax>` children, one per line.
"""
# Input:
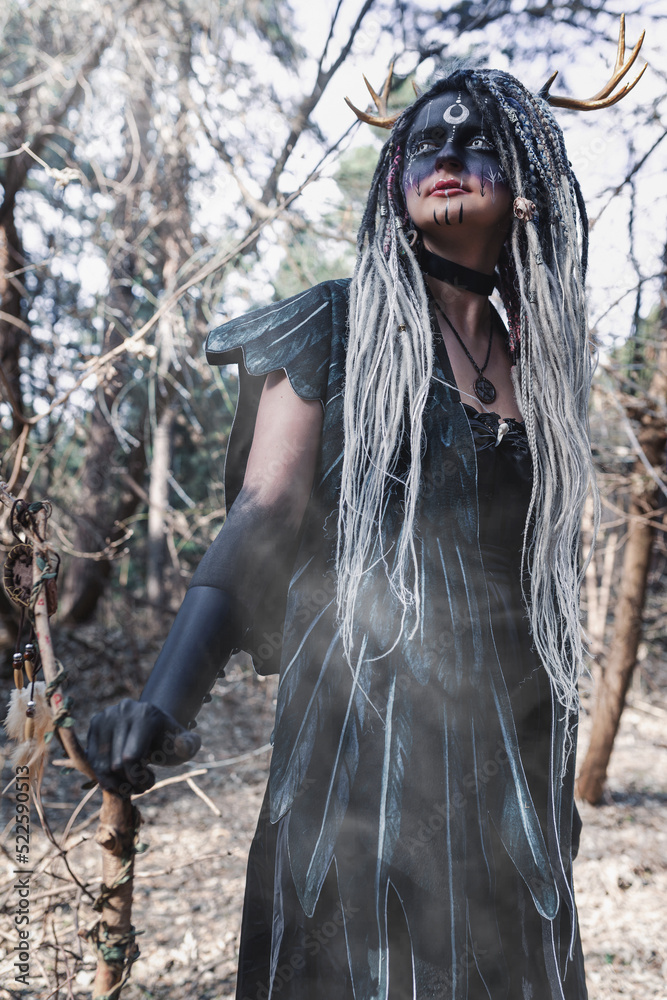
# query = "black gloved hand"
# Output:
<box><xmin>86</xmin><ymin>698</ymin><xmax>201</xmax><ymax>795</ymax></box>
<box><xmin>86</xmin><ymin>586</ymin><xmax>244</xmax><ymax>795</ymax></box>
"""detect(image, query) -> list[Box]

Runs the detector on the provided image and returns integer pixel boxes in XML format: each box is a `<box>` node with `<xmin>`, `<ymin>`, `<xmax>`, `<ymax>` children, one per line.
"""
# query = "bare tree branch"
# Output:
<box><xmin>259</xmin><ymin>0</ymin><xmax>376</xmax><ymax>209</ymax></box>
<box><xmin>590</xmin><ymin>127</ymin><xmax>667</xmax><ymax>228</ymax></box>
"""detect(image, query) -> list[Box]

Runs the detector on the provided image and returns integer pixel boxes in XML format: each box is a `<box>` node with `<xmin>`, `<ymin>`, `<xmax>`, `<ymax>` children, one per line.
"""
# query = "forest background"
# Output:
<box><xmin>0</xmin><ymin>1</ymin><xmax>666</xmax><ymax>998</ymax></box>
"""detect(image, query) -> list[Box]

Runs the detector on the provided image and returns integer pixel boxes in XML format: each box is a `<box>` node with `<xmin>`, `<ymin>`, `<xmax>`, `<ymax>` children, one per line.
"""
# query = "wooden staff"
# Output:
<box><xmin>1</xmin><ymin>482</ymin><xmax>140</xmax><ymax>999</ymax></box>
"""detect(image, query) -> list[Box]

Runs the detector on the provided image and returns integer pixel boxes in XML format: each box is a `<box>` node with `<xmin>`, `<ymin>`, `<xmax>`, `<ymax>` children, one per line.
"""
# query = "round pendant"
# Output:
<box><xmin>474</xmin><ymin>375</ymin><xmax>496</xmax><ymax>404</ymax></box>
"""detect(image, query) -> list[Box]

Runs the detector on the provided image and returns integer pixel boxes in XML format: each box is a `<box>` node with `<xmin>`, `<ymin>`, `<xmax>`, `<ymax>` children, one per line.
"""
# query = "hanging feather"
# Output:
<box><xmin>4</xmin><ymin>682</ymin><xmax>51</xmax><ymax>770</ymax></box>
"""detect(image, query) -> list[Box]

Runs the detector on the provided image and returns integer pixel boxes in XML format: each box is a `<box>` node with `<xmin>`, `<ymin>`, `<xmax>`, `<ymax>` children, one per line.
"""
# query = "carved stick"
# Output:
<box><xmin>1</xmin><ymin>484</ymin><xmax>139</xmax><ymax>998</ymax></box>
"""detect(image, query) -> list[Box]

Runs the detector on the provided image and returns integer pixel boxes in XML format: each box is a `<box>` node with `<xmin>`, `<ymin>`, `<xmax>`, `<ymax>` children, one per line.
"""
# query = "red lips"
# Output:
<box><xmin>429</xmin><ymin>179</ymin><xmax>468</xmax><ymax>196</ymax></box>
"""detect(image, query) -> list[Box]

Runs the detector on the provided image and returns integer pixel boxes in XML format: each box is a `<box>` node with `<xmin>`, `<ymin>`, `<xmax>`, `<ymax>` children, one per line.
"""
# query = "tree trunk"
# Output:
<box><xmin>578</xmin><ymin>314</ymin><xmax>667</xmax><ymax>804</ymax></box>
<box><xmin>576</xmin><ymin>497</ymin><xmax>655</xmax><ymax>803</ymax></box>
<box><xmin>58</xmin><ymin>402</ymin><xmax>145</xmax><ymax>623</ymax></box>
<box><xmin>1</xmin><ymin>28</ymin><xmax>107</xmax><ymax>448</ymax></box>
<box><xmin>0</xmin><ymin>194</ymin><xmax>26</xmax><ymax>439</ymax></box>
<box><xmin>143</xmin><ymin>39</ymin><xmax>194</xmax><ymax>612</ymax></box>
<box><xmin>59</xmin><ymin>52</ymin><xmax>153</xmax><ymax>623</ymax></box>
<box><xmin>146</xmin><ymin>401</ymin><xmax>176</xmax><ymax>610</ymax></box>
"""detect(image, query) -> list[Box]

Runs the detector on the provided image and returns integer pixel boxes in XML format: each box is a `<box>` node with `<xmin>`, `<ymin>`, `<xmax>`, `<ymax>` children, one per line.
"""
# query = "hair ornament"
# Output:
<box><xmin>344</xmin><ymin>63</ymin><xmax>401</xmax><ymax>129</ymax></box>
<box><xmin>346</xmin><ymin>15</ymin><xmax>646</xmax><ymax>129</ymax></box>
<box><xmin>513</xmin><ymin>197</ymin><xmax>537</xmax><ymax>221</ymax></box>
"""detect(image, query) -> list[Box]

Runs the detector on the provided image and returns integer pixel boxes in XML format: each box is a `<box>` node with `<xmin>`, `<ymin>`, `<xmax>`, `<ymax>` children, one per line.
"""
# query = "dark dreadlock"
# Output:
<box><xmin>336</xmin><ymin>69</ymin><xmax>598</xmax><ymax>755</ymax></box>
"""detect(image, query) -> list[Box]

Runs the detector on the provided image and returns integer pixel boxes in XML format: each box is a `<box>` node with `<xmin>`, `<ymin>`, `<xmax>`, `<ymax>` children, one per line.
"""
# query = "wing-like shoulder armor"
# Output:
<box><xmin>206</xmin><ymin>278</ymin><xmax>350</xmax><ymax>403</ymax></box>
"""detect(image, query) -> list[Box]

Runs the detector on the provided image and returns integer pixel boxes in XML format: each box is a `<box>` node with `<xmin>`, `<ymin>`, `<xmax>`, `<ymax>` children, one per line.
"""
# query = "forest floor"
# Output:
<box><xmin>0</xmin><ymin>621</ymin><xmax>665</xmax><ymax>1000</ymax></box>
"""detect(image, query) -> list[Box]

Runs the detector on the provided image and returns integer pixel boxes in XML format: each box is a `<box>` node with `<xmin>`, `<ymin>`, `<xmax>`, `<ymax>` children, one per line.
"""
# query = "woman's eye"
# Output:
<box><xmin>468</xmin><ymin>136</ymin><xmax>495</xmax><ymax>151</ymax></box>
<box><xmin>415</xmin><ymin>139</ymin><xmax>438</xmax><ymax>154</ymax></box>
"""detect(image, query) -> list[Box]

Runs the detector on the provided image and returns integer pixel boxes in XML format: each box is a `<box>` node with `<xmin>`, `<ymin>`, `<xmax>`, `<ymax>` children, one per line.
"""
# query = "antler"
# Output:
<box><xmin>541</xmin><ymin>14</ymin><xmax>647</xmax><ymax>110</ymax></box>
<box><xmin>345</xmin><ymin>62</ymin><xmax>402</xmax><ymax>129</ymax></box>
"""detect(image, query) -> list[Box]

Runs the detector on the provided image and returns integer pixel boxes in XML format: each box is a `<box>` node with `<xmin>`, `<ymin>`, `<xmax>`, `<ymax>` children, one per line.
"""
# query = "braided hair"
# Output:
<box><xmin>336</xmin><ymin>69</ymin><xmax>598</xmax><ymax>748</ymax></box>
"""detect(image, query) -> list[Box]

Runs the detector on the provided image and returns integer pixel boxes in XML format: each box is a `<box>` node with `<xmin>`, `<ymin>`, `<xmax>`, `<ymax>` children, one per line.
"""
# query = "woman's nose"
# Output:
<box><xmin>435</xmin><ymin>142</ymin><xmax>463</xmax><ymax>171</ymax></box>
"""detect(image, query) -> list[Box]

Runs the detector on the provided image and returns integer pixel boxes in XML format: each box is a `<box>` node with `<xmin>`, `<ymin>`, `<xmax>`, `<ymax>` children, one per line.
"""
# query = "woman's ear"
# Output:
<box><xmin>406</xmin><ymin>226</ymin><xmax>420</xmax><ymax>248</ymax></box>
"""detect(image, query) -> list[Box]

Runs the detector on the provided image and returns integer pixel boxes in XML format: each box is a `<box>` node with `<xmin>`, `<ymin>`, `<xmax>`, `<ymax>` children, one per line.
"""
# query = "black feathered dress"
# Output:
<box><xmin>205</xmin><ymin>279</ymin><xmax>587</xmax><ymax>1000</ymax></box>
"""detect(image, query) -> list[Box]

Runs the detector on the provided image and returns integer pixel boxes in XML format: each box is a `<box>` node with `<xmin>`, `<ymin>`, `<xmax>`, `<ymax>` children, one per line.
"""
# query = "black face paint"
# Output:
<box><xmin>484</xmin><ymin>167</ymin><xmax>505</xmax><ymax>204</ymax></box>
<box><xmin>402</xmin><ymin>90</ymin><xmax>508</xmax><ymax>205</ymax></box>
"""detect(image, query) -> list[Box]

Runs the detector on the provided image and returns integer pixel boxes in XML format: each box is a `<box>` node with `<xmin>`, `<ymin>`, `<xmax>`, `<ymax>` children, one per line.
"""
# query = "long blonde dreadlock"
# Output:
<box><xmin>336</xmin><ymin>69</ymin><xmax>599</xmax><ymax>742</ymax></box>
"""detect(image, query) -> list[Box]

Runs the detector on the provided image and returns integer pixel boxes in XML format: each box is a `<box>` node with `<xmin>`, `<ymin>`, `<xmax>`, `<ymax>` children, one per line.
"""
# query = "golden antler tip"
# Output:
<box><xmin>381</xmin><ymin>61</ymin><xmax>395</xmax><ymax>102</ymax></box>
<box><xmin>541</xmin><ymin>14</ymin><xmax>647</xmax><ymax>111</ymax></box>
<box><xmin>344</xmin><ymin>95</ymin><xmax>399</xmax><ymax>130</ymax></box>
<box><xmin>363</xmin><ymin>74</ymin><xmax>380</xmax><ymax>104</ymax></box>
<box><xmin>345</xmin><ymin>64</ymin><xmax>402</xmax><ymax>129</ymax></box>
<box><xmin>540</xmin><ymin>70</ymin><xmax>559</xmax><ymax>97</ymax></box>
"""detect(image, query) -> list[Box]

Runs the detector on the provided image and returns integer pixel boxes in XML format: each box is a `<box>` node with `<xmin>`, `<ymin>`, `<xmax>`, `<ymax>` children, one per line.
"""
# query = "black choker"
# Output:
<box><xmin>420</xmin><ymin>247</ymin><xmax>495</xmax><ymax>297</ymax></box>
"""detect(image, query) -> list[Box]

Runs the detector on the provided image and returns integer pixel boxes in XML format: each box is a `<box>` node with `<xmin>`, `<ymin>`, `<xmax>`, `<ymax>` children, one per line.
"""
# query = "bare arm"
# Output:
<box><xmin>247</xmin><ymin>369</ymin><xmax>324</xmax><ymax>512</ymax></box>
<box><xmin>191</xmin><ymin>369</ymin><xmax>324</xmax><ymax>609</ymax></box>
<box><xmin>87</xmin><ymin>370</ymin><xmax>323</xmax><ymax>792</ymax></box>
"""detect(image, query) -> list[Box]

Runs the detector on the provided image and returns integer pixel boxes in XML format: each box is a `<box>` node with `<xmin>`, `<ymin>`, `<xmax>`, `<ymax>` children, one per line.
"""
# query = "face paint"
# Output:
<box><xmin>439</xmin><ymin>202</ymin><xmax>465</xmax><ymax>226</ymax></box>
<box><xmin>402</xmin><ymin>89</ymin><xmax>511</xmax><ymax>245</ymax></box>
<box><xmin>482</xmin><ymin>168</ymin><xmax>501</xmax><ymax>203</ymax></box>
<box><xmin>403</xmin><ymin>91</ymin><xmax>506</xmax><ymax>200</ymax></box>
<box><xmin>442</xmin><ymin>94</ymin><xmax>470</xmax><ymax>124</ymax></box>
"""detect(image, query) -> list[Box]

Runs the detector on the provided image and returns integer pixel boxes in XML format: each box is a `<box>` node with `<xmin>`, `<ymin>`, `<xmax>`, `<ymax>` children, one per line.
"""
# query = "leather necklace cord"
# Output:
<box><xmin>433</xmin><ymin>299</ymin><xmax>497</xmax><ymax>404</ymax></box>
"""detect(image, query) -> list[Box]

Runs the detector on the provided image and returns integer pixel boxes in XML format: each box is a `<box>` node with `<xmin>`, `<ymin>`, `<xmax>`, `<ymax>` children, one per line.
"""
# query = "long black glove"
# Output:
<box><xmin>86</xmin><ymin>585</ymin><xmax>244</xmax><ymax>794</ymax></box>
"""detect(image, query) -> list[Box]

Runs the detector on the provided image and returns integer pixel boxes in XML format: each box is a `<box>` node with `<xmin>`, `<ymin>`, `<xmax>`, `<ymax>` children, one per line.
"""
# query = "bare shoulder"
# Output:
<box><xmin>243</xmin><ymin>370</ymin><xmax>324</xmax><ymax>515</ymax></box>
<box><xmin>255</xmin><ymin>369</ymin><xmax>323</xmax><ymax>438</ymax></box>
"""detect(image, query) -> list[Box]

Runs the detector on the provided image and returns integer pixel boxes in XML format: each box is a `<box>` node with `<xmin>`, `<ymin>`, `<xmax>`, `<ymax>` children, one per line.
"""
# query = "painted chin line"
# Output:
<box><xmin>431</xmin><ymin>201</ymin><xmax>465</xmax><ymax>227</ymax></box>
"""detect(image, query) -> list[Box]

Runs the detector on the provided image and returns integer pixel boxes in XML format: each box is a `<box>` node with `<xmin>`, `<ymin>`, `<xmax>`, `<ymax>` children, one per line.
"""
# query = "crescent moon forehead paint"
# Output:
<box><xmin>443</xmin><ymin>93</ymin><xmax>470</xmax><ymax>124</ymax></box>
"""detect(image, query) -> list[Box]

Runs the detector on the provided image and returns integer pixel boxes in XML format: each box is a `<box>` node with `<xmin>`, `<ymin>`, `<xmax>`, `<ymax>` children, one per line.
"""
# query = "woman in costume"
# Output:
<box><xmin>88</xmin><ymin>26</ymin><xmax>646</xmax><ymax>1000</ymax></box>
